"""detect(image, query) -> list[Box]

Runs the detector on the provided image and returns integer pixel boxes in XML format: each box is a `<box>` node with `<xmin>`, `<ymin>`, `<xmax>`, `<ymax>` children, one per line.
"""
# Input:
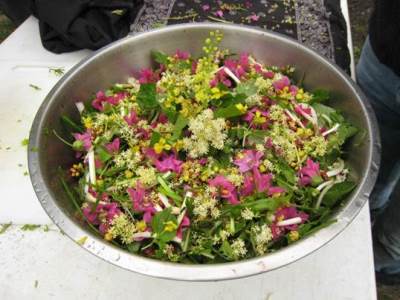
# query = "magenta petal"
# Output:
<box><xmin>272</xmin><ymin>76</ymin><xmax>291</xmax><ymax>90</ymax></box>
<box><xmin>105</xmin><ymin>138</ymin><xmax>120</xmax><ymax>154</ymax></box>
<box><xmin>241</xmin><ymin>175</ymin><xmax>255</xmax><ymax>196</ymax></box>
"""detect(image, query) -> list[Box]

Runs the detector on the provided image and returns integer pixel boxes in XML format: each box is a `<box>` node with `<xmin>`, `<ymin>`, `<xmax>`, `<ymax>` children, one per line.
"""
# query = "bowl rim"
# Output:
<box><xmin>28</xmin><ymin>22</ymin><xmax>380</xmax><ymax>281</ymax></box>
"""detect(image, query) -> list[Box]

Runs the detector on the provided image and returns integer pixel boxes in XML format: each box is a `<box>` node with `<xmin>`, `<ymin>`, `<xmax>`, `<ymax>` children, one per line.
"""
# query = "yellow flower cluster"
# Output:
<box><xmin>136</xmin><ymin>166</ymin><xmax>157</xmax><ymax>187</ymax></box>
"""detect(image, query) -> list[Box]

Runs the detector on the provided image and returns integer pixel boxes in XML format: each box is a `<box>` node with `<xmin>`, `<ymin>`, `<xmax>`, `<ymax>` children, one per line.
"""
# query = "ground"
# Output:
<box><xmin>0</xmin><ymin>2</ymin><xmax>399</xmax><ymax>299</ymax></box>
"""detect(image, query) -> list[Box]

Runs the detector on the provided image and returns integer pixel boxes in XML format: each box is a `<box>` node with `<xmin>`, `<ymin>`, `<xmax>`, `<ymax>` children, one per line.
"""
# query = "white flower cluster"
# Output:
<box><xmin>241</xmin><ymin>208</ymin><xmax>255</xmax><ymax>220</ymax></box>
<box><xmin>231</xmin><ymin>238</ymin><xmax>247</xmax><ymax>258</ymax></box>
<box><xmin>193</xmin><ymin>192</ymin><xmax>220</xmax><ymax>220</ymax></box>
<box><xmin>251</xmin><ymin>224</ymin><xmax>273</xmax><ymax>255</ymax></box>
<box><xmin>226</xmin><ymin>171</ymin><xmax>244</xmax><ymax>187</ymax></box>
<box><xmin>114</xmin><ymin>149</ymin><xmax>142</xmax><ymax>170</ymax></box>
<box><xmin>136</xmin><ymin>166</ymin><xmax>157</xmax><ymax>186</ymax></box>
<box><xmin>183</xmin><ymin>109</ymin><xmax>227</xmax><ymax>158</ymax></box>
<box><xmin>108</xmin><ymin>214</ymin><xmax>137</xmax><ymax>244</ymax></box>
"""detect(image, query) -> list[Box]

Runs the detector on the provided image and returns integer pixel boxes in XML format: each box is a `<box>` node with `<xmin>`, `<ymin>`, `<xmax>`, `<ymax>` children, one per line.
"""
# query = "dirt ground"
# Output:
<box><xmin>1</xmin><ymin>2</ymin><xmax>400</xmax><ymax>299</ymax></box>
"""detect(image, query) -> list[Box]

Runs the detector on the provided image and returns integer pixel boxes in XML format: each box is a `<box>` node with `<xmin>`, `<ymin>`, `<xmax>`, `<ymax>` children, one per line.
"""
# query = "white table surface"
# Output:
<box><xmin>0</xmin><ymin>16</ymin><xmax>376</xmax><ymax>300</ymax></box>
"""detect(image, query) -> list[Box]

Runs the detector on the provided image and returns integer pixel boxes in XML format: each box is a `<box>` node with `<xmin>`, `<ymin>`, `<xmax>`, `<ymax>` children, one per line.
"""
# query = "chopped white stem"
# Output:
<box><xmin>87</xmin><ymin>149</ymin><xmax>96</xmax><ymax>185</ymax></box>
<box><xmin>162</xmin><ymin>171</ymin><xmax>171</xmax><ymax>179</ymax></box>
<box><xmin>176</xmin><ymin>195</ymin><xmax>188</xmax><ymax>225</ymax></box>
<box><xmin>173</xmin><ymin>237</ymin><xmax>182</xmax><ymax>244</ymax></box>
<box><xmin>223</xmin><ymin>67</ymin><xmax>241</xmax><ymax>84</ymax></box>
<box><xmin>213</xmin><ymin>66</ymin><xmax>224</xmax><ymax>74</ymax></box>
<box><xmin>158</xmin><ymin>193</ymin><xmax>171</xmax><ymax>208</ymax></box>
<box><xmin>177</xmin><ymin>209</ymin><xmax>187</xmax><ymax>226</ymax></box>
<box><xmin>316</xmin><ymin>179</ymin><xmax>335</xmax><ymax>191</ymax></box>
<box><xmin>285</xmin><ymin>109</ymin><xmax>305</xmax><ymax>128</ymax></box>
<box><xmin>171</xmin><ymin>207</ymin><xmax>180</xmax><ymax>215</ymax></box>
<box><xmin>154</xmin><ymin>204</ymin><xmax>163</xmax><ymax>212</ymax></box>
<box><xmin>133</xmin><ymin>232</ymin><xmax>152</xmax><ymax>239</ymax></box>
<box><xmin>75</xmin><ymin>102</ymin><xmax>85</xmax><ymax>114</ymax></box>
<box><xmin>85</xmin><ymin>192</ymin><xmax>107</xmax><ymax>205</ymax></box>
<box><xmin>327</xmin><ymin>159</ymin><xmax>345</xmax><ymax>177</ymax></box>
<box><xmin>315</xmin><ymin>181</ymin><xmax>336</xmax><ymax>209</ymax></box>
<box><xmin>322</xmin><ymin>123</ymin><xmax>340</xmax><ymax>137</ymax></box>
<box><xmin>84</xmin><ymin>173</ymin><xmax>89</xmax><ymax>194</ymax></box>
<box><xmin>276</xmin><ymin>217</ymin><xmax>302</xmax><ymax>227</ymax></box>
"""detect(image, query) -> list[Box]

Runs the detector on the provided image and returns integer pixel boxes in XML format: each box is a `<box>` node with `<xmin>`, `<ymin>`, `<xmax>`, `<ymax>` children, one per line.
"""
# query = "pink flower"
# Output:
<box><xmin>138</xmin><ymin>68</ymin><xmax>159</xmax><ymax>84</ymax></box>
<box><xmin>91</xmin><ymin>91</ymin><xmax>126</xmax><ymax>111</ymax></box>
<box><xmin>202</xmin><ymin>4</ymin><xmax>210</xmax><ymax>11</ymax></box>
<box><xmin>154</xmin><ymin>154</ymin><xmax>183</xmax><ymax>174</ymax></box>
<box><xmin>241</xmin><ymin>175</ymin><xmax>255</xmax><ymax>197</ymax></box>
<box><xmin>82</xmin><ymin>202</ymin><xmax>121</xmax><ymax>234</ymax></box>
<box><xmin>298</xmin><ymin>158</ymin><xmax>322</xmax><ymax>186</ymax></box>
<box><xmin>249</xmin><ymin>14</ymin><xmax>260</xmax><ymax>22</ymax></box>
<box><xmin>234</xmin><ymin>150</ymin><xmax>264</xmax><ymax>173</ymax></box>
<box><xmin>272</xmin><ymin>76</ymin><xmax>291</xmax><ymax>91</ymax></box>
<box><xmin>253</xmin><ymin>168</ymin><xmax>272</xmax><ymax>193</ymax></box>
<box><xmin>215</xmin><ymin>10</ymin><xmax>224</xmax><ymax>18</ymax></box>
<box><xmin>175</xmin><ymin>49</ymin><xmax>190</xmax><ymax>60</ymax></box>
<box><xmin>105</xmin><ymin>138</ymin><xmax>120</xmax><ymax>154</ymax></box>
<box><xmin>176</xmin><ymin>215</ymin><xmax>190</xmax><ymax>240</ymax></box>
<box><xmin>210</xmin><ymin>69</ymin><xmax>232</xmax><ymax>88</ymax></box>
<box><xmin>271</xmin><ymin>206</ymin><xmax>308</xmax><ymax>239</ymax></box>
<box><xmin>209</xmin><ymin>175</ymin><xmax>239</xmax><ymax>205</ymax></box>
<box><xmin>124</xmin><ymin>110</ymin><xmax>139</xmax><ymax>126</ymax></box>
<box><xmin>294</xmin><ymin>104</ymin><xmax>312</xmax><ymax>117</ymax></box>
<box><xmin>127</xmin><ymin>183</ymin><xmax>156</xmax><ymax>223</ymax></box>
<box><xmin>73</xmin><ymin>131</ymin><xmax>92</xmax><ymax>151</ymax></box>
<box><xmin>243</xmin><ymin>108</ymin><xmax>269</xmax><ymax>129</ymax></box>
<box><xmin>240</xmin><ymin>169</ymin><xmax>285</xmax><ymax>197</ymax></box>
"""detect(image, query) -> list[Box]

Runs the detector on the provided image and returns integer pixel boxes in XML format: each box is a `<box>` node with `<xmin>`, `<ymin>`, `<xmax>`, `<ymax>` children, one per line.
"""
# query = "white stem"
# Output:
<box><xmin>84</xmin><ymin>173</ymin><xmax>89</xmax><ymax>194</ymax></box>
<box><xmin>321</xmin><ymin>114</ymin><xmax>333</xmax><ymax>126</ymax></box>
<box><xmin>133</xmin><ymin>232</ymin><xmax>152</xmax><ymax>239</ymax></box>
<box><xmin>315</xmin><ymin>181</ymin><xmax>336</xmax><ymax>209</ymax></box>
<box><xmin>171</xmin><ymin>207</ymin><xmax>181</xmax><ymax>215</ymax></box>
<box><xmin>276</xmin><ymin>217</ymin><xmax>302</xmax><ymax>227</ymax></box>
<box><xmin>87</xmin><ymin>149</ymin><xmax>96</xmax><ymax>185</ymax></box>
<box><xmin>322</xmin><ymin>123</ymin><xmax>340</xmax><ymax>137</ymax></box>
<box><xmin>154</xmin><ymin>204</ymin><xmax>163</xmax><ymax>212</ymax></box>
<box><xmin>326</xmin><ymin>159</ymin><xmax>345</xmax><ymax>177</ymax></box>
<box><xmin>158</xmin><ymin>193</ymin><xmax>171</xmax><ymax>208</ymax></box>
<box><xmin>85</xmin><ymin>192</ymin><xmax>107</xmax><ymax>205</ymax></box>
<box><xmin>316</xmin><ymin>180</ymin><xmax>335</xmax><ymax>191</ymax></box>
<box><xmin>75</xmin><ymin>102</ymin><xmax>85</xmax><ymax>114</ymax></box>
<box><xmin>285</xmin><ymin>109</ymin><xmax>305</xmax><ymax>128</ymax></box>
<box><xmin>223</xmin><ymin>67</ymin><xmax>241</xmax><ymax>84</ymax></box>
<box><xmin>173</xmin><ymin>237</ymin><xmax>182</xmax><ymax>244</ymax></box>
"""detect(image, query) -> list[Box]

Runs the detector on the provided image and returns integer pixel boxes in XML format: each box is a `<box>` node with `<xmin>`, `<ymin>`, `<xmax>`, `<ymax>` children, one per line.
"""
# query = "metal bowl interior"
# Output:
<box><xmin>28</xmin><ymin>23</ymin><xmax>379</xmax><ymax>281</ymax></box>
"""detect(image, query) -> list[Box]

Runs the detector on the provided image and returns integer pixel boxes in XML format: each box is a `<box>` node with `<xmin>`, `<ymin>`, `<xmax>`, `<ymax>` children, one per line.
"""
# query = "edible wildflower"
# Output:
<box><xmin>209</xmin><ymin>175</ymin><xmax>239</xmax><ymax>205</ymax></box>
<box><xmin>231</xmin><ymin>238</ymin><xmax>247</xmax><ymax>259</ymax></box>
<box><xmin>127</xmin><ymin>183</ymin><xmax>156</xmax><ymax>223</ymax></box>
<box><xmin>138</xmin><ymin>68</ymin><xmax>159</xmax><ymax>84</ymax></box>
<box><xmin>73</xmin><ymin>131</ymin><xmax>92</xmax><ymax>151</ymax></box>
<box><xmin>154</xmin><ymin>154</ymin><xmax>183</xmax><ymax>173</ymax></box>
<box><xmin>154</xmin><ymin>138</ymin><xmax>171</xmax><ymax>154</ymax></box>
<box><xmin>272</xmin><ymin>75</ymin><xmax>290</xmax><ymax>91</ymax></box>
<box><xmin>243</xmin><ymin>108</ymin><xmax>269</xmax><ymax>129</ymax></box>
<box><xmin>298</xmin><ymin>158</ymin><xmax>323</xmax><ymax>186</ymax></box>
<box><xmin>105</xmin><ymin>138</ymin><xmax>120</xmax><ymax>154</ymax></box>
<box><xmin>124</xmin><ymin>110</ymin><xmax>139</xmax><ymax>126</ymax></box>
<box><xmin>108</xmin><ymin>214</ymin><xmax>137</xmax><ymax>244</ymax></box>
<box><xmin>234</xmin><ymin>150</ymin><xmax>263</xmax><ymax>173</ymax></box>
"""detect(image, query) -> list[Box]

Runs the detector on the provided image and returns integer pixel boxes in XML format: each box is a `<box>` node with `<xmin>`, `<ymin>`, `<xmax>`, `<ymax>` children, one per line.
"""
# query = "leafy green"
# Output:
<box><xmin>171</xmin><ymin>114</ymin><xmax>189</xmax><ymax>140</ymax></box>
<box><xmin>21</xmin><ymin>224</ymin><xmax>41</xmax><ymax>231</ymax></box>
<box><xmin>137</xmin><ymin>83</ymin><xmax>159</xmax><ymax>110</ymax></box>
<box><xmin>151</xmin><ymin>208</ymin><xmax>178</xmax><ymax>244</ymax></box>
<box><xmin>150</xmin><ymin>132</ymin><xmax>161</xmax><ymax>146</ymax></box>
<box><xmin>151</xmin><ymin>50</ymin><xmax>169</xmax><ymax>65</ymax></box>
<box><xmin>0</xmin><ymin>222</ymin><xmax>12</xmax><ymax>234</ymax></box>
<box><xmin>322</xmin><ymin>181</ymin><xmax>356</xmax><ymax>208</ymax></box>
<box><xmin>235</xmin><ymin>80</ymin><xmax>258</xmax><ymax>97</ymax></box>
<box><xmin>61</xmin><ymin>115</ymin><xmax>84</xmax><ymax>133</ymax></box>
<box><xmin>95</xmin><ymin>146</ymin><xmax>112</xmax><ymax>163</ymax></box>
<box><xmin>214</xmin><ymin>104</ymin><xmax>245</xmax><ymax>119</ymax></box>
<box><xmin>220</xmin><ymin>240</ymin><xmax>234</xmax><ymax>260</ymax></box>
<box><xmin>311</xmin><ymin>89</ymin><xmax>330</xmax><ymax>103</ymax></box>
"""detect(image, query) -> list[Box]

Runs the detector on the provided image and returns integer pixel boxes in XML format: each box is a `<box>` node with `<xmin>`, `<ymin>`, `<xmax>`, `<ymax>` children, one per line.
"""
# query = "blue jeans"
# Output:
<box><xmin>356</xmin><ymin>37</ymin><xmax>400</xmax><ymax>274</ymax></box>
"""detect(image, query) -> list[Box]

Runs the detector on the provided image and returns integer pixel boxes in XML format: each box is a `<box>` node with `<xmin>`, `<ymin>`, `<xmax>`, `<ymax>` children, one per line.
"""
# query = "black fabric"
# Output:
<box><xmin>369</xmin><ymin>0</ymin><xmax>400</xmax><ymax>76</ymax></box>
<box><xmin>32</xmin><ymin>0</ymin><xmax>143</xmax><ymax>53</ymax></box>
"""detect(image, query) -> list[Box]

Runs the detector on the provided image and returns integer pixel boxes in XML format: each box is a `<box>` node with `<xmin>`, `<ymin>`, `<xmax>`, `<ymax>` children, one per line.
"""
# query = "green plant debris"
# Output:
<box><xmin>0</xmin><ymin>222</ymin><xmax>12</xmax><ymax>234</ymax></box>
<box><xmin>21</xmin><ymin>224</ymin><xmax>41</xmax><ymax>231</ymax></box>
<box><xmin>29</xmin><ymin>84</ymin><xmax>41</xmax><ymax>91</ymax></box>
<box><xmin>49</xmin><ymin>67</ymin><xmax>65</xmax><ymax>76</ymax></box>
<box><xmin>34</xmin><ymin>280</ymin><xmax>38</xmax><ymax>288</ymax></box>
<box><xmin>77</xmin><ymin>236</ymin><xmax>88</xmax><ymax>245</ymax></box>
<box><xmin>21</xmin><ymin>138</ymin><xmax>29</xmax><ymax>146</ymax></box>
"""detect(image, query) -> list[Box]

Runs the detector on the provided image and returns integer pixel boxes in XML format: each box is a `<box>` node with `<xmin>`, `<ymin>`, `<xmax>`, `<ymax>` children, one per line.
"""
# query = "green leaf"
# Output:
<box><xmin>235</xmin><ymin>80</ymin><xmax>258</xmax><ymax>97</ymax></box>
<box><xmin>95</xmin><ymin>146</ymin><xmax>112</xmax><ymax>163</ymax></box>
<box><xmin>322</xmin><ymin>181</ymin><xmax>356</xmax><ymax>208</ymax></box>
<box><xmin>21</xmin><ymin>224</ymin><xmax>41</xmax><ymax>231</ymax></box>
<box><xmin>151</xmin><ymin>50</ymin><xmax>169</xmax><ymax>65</ymax></box>
<box><xmin>214</xmin><ymin>104</ymin><xmax>245</xmax><ymax>119</ymax></box>
<box><xmin>0</xmin><ymin>222</ymin><xmax>12</xmax><ymax>234</ymax></box>
<box><xmin>151</xmin><ymin>207</ymin><xmax>178</xmax><ymax>243</ymax></box>
<box><xmin>61</xmin><ymin>115</ymin><xmax>84</xmax><ymax>133</ymax></box>
<box><xmin>137</xmin><ymin>83</ymin><xmax>159</xmax><ymax>110</ymax></box>
<box><xmin>150</xmin><ymin>132</ymin><xmax>161</xmax><ymax>146</ymax></box>
<box><xmin>220</xmin><ymin>240</ymin><xmax>234</xmax><ymax>260</ymax></box>
<box><xmin>171</xmin><ymin>114</ymin><xmax>189</xmax><ymax>140</ymax></box>
<box><xmin>311</xmin><ymin>89</ymin><xmax>330</xmax><ymax>103</ymax></box>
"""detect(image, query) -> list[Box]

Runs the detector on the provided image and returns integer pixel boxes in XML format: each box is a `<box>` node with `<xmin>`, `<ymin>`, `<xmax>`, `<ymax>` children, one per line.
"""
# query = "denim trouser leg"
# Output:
<box><xmin>356</xmin><ymin>37</ymin><xmax>400</xmax><ymax>274</ymax></box>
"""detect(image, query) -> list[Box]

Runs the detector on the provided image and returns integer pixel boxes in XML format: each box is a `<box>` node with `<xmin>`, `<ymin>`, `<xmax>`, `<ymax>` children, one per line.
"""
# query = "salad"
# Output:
<box><xmin>61</xmin><ymin>31</ymin><xmax>358</xmax><ymax>263</ymax></box>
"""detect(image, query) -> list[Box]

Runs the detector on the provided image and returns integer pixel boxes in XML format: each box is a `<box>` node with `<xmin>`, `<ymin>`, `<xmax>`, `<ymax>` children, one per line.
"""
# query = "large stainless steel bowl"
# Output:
<box><xmin>28</xmin><ymin>23</ymin><xmax>380</xmax><ymax>281</ymax></box>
